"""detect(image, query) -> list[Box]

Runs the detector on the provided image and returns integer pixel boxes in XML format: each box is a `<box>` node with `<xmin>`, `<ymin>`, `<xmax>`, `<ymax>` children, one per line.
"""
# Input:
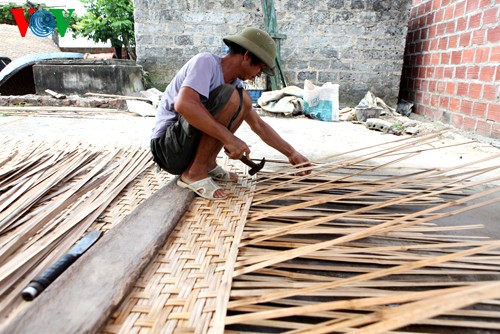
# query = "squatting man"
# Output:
<box><xmin>150</xmin><ymin>27</ymin><xmax>311</xmax><ymax>200</ymax></box>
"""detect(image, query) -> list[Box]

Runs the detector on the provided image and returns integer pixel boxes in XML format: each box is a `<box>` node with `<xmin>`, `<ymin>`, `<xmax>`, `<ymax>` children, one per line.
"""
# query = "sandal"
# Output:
<box><xmin>208</xmin><ymin>165</ymin><xmax>238</xmax><ymax>182</ymax></box>
<box><xmin>177</xmin><ymin>176</ymin><xmax>229</xmax><ymax>200</ymax></box>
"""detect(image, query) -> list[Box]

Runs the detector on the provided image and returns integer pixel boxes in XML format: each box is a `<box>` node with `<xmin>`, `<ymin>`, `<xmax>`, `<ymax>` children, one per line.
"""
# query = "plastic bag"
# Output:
<box><xmin>303</xmin><ymin>80</ymin><xmax>340</xmax><ymax>122</ymax></box>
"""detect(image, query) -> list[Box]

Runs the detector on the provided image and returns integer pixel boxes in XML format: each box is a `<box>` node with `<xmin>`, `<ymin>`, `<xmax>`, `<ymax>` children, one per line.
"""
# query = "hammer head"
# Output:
<box><xmin>240</xmin><ymin>156</ymin><xmax>265</xmax><ymax>175</ymax></box>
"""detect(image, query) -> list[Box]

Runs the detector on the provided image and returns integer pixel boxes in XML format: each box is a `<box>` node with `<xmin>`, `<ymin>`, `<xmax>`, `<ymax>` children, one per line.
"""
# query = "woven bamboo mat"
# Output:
<box><xmin>225</xmin><ymin>173</ymin><xmax>500</xmax><ymax>333</ymax></box>
<box><xmin>92</xmin><ymin>163</ymin><xmax>173</xmax><ymax>232</ymax></box>
<box><xmin>223</xmin><ymin>138</ymin><xmax>500</xmax><ymax>333</ymax></box>
<box><xmin>102</xmin><ymin>159</ymin><xmax>254</xmax><ymax>334</ymax></box>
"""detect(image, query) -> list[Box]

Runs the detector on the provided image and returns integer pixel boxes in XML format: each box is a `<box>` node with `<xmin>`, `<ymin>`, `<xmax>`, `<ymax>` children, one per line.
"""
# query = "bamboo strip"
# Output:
<box><xmin>269</xmin><ymin>139</ymin><xmax>482</xmax><ymax>192</ymax></box>
<box><xmin>209</xmin><ymin>178</ymin><xmax>256</xmax><ymax>334</ymax></box>
<box><xmin>0</xmin><ymin>149</ymin><xmax>88</xmax><ymax>232</ymax></box>
<box><xmin>0</xmin><ymin>149</ymin><xmax>117</xmax><ymax>265</ymax></box>
<box><xmin>241</xmin><ymin>224</ymin><xmax>485</xmax><ymax>237</ymax></box>
<box><xmin>253</xmin><ymin>152</ymin><xmax>432</xmax><ymax>201</ymax></box>
<box><xmin>415</xmin><ymin>318</ymin><xmax>500</xmax><ymax>329</ymax></box>
<box><xmin>255</xmin><ymin>131</ymin><xmax>445</xmax><ymax>184</ymax></box>
<box><xmin>250</xmin><ymin>161</ymin><xmax>497</xmax><ymax>223</ymax></box>
<box><xmin>253</xmin><ymin>152</ymin><xmax>426</xmax><ymax>205</ymax></box>
<box><xmin>259</xmin><ymin>256</ymin><xmax>500</xmax><ymax>275</ymax></box>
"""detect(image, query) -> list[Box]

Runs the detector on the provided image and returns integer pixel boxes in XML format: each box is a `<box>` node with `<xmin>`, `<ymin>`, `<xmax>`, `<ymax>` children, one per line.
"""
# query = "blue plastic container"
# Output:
<box><xmin>246</xmin><ymin>90</ymin><xmax>264</xmax><ymax>104</ymax></box>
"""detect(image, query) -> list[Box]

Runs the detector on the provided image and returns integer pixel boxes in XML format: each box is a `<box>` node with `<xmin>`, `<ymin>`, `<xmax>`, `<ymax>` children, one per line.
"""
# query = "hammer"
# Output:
<box><xmin>224</xmin><ymin>147</ymin><xmax>266</xmax><ymax>175</ymax></box>
<box><xmin>240</xmin><ymin>156</ymin><xmax>266</xmax><ymax>176</ymax></box>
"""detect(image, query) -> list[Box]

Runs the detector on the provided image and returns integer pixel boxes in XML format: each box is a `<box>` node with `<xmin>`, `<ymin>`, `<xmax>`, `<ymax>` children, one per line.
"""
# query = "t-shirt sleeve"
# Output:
<box><xmin>181</xmin><ymin>54</ymin><xmax>216</xmax><ymax>99</ymax></box>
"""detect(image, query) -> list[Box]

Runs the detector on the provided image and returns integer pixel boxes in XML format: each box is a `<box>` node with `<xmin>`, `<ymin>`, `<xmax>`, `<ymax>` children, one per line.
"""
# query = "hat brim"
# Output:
<box><xmin>223</xmin><ymin>36</ymin><xmax>276</xmax><ymax>76</ymax></box>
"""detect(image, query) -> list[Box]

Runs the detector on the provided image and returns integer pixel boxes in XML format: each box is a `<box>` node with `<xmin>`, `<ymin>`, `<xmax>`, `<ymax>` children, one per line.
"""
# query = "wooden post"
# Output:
<box><xmin>261</xmin><ymin>0</ymin><xmax>287</xmax><ymax>90</ymax></box>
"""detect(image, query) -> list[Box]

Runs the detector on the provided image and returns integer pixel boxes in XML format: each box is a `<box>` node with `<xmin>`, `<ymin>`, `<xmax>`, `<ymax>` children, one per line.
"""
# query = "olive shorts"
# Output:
<box><xmin>150</xmin><ymin>84</ymin><xmax>242</xmax><ymax>175</ymax></box>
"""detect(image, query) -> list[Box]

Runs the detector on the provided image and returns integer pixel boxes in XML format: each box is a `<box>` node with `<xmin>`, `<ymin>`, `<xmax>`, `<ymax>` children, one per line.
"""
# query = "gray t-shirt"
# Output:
<box><xmin>151</xmin><ymin>52</ymin><xmax>242</xmax><ymax>139</ymax></box>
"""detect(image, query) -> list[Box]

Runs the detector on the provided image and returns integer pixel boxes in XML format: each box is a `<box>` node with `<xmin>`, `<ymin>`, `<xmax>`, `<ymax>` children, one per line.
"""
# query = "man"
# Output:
<box><xmin>150</xmin><ymin>27</ymin><xmax>310</xmax><ymax>200</ymax></box>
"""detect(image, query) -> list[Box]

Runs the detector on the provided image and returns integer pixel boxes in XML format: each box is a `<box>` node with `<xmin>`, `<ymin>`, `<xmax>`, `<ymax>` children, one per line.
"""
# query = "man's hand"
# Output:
<box><xmin>224</xmin><ymin>135</ymin><xmax>250</xmax><ymax>160</ymax></box>
<box><xmin>288</xmin><ymin>151</ymin><xmax>312</xmax><ymax>176</ymax></box>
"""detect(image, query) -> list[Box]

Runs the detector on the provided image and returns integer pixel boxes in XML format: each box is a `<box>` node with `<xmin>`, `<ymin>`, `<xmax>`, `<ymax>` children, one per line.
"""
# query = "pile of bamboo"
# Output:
<box><xmin>0</xmin><ymin>140</ymin><xmax>156</xmax><ymax>320</ymax></box>
<box><xmin>226</xmin><ymin>133</ymin><xmax>500</xmax><ymax>333</ymax></box>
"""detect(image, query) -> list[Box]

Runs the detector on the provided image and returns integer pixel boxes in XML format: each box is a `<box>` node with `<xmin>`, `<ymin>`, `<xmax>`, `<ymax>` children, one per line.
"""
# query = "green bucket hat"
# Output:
<box><xmin>223</xmin><ymin>27</ymin><xmax>277</xmax><ymax>76</ymax></box>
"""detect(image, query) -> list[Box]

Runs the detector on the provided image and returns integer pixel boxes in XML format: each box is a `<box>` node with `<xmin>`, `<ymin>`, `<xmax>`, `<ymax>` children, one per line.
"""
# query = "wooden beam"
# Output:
<box><xmin>1</xmin><ymin>179</ymin><xmax>194</xmax><ymax>334</ymax></box>
<box><xmin>45</xmin><ymin>89</ymin><xmax>66</xmax><ymax>99</ymax></box>
<box><xmin>0</xmin><ymin>106</ymin><xmax>118</xmax><ymax>113</ymax></box>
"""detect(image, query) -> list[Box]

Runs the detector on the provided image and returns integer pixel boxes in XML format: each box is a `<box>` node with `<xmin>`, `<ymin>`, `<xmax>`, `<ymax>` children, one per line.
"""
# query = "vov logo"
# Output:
<box><xmin>10</xmin><ymin>7</ymin><xmax>74</xmax><ymax>38</ymax></box>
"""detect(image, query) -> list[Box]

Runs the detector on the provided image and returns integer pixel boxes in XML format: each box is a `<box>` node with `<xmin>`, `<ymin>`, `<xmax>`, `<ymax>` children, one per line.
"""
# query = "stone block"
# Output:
<box><xmin>366</xmin><ymin>118</ymin><xmax>392</xmax><ymax>131</ymax></box>
<box><xmin>33</xmin><ymin>60</ymin><xmax>144</xmax><ymax>96</ymax></box>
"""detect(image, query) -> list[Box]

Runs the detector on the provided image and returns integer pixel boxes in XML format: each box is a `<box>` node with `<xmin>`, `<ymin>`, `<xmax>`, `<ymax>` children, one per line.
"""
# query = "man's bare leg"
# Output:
<box><xmin>180</xmin><ymin>89</ymin><xmax>252</xmax><ymax>198</ymax></box>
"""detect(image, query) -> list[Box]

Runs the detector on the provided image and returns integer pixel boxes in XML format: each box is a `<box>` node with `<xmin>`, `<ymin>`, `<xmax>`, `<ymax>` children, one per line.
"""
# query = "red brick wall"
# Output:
<box><xmin>400</xmin><ymin>0</ymin><xmax>499</xmax><ymax>139</ymax></box>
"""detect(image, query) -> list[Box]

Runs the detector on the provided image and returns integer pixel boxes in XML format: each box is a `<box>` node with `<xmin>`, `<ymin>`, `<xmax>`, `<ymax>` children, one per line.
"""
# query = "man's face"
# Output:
<box><xmin>240</xmin><ymin>52</ymin><xmax>266</xmax><ymax>81</ymax></box>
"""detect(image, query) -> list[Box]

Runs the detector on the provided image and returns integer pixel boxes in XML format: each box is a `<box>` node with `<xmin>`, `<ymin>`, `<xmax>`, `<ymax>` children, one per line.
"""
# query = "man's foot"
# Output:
<box><xmin>177</xmin><ymin>176</ymin><xmax>230</xmax><ymax>200</ymax></box>
<box><xmin>208</xmin><ymin>165</ymin><xmax>238</xmax><ymax>182</ymax></box>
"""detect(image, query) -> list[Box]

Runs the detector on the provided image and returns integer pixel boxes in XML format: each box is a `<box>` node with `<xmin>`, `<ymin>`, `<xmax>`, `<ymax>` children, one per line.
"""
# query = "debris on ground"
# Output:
<box><xmin>353</xmin><ymin>91</ymin><xmax>385</xmax><ymax>122</ymax></box>
<box><xmin>365</xmin><ymin>118</ymin><xmax>393</xmax><ymax>133</ymax></box>
<box><xmin>0</xmin><ymin>89</ymin><xmax>164</xmax><ymax>118</ymax></box>
<box><xmin>253</xmin><ymin>84</ymin><xmax>437</xmax><ymax>137</ymax></box>
<box><xmin>45</xmin><ymin>89</ymin><xmax>66</xmax><ymax>99</ymax></box>
<box><xmin>0</xmin><ymin>86</ymin><xmax>439</xmax><ymax>136</ymax></box>
<box><xmin>140</xmin><ymin>88</ymin><xmax>163</xmax><ymax>108</ymax></box>
<box><xmin>125</xmin><ymin>99</ymin><xmax>156</xmax><ymax>117</ymax></box>
<box><xmin>397</xmin><ymin>99</ymin><xmax>414</xmax><ymax>116</ymax></box>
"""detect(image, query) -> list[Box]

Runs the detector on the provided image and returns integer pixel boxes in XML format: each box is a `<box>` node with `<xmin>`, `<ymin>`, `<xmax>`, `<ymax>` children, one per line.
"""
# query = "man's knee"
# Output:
<box><xmin>216</xmin><ymin>88</ymin><xmax>245</xmax><ymax>117</ymax></box>
<box><xmin>241</xmin><ymin>89</ymin><xmax>253</xmax><ymax>113</ymax></box>
<box><xmin>228</xmin><ymin>88</ymin><xmax>252</xmax><ymax>114</ymax></box>
<box><xmin>227</xmin><ymin>88</ymin><xmax>243</xmax><ymax>113</ymax></box>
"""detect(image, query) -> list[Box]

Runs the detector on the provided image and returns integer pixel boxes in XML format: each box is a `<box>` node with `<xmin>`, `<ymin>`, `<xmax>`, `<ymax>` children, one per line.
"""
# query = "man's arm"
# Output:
<box><xmin>245</xmin><ymin>108</ymin><xmax>311</xmax><ymax>174</ymax></box>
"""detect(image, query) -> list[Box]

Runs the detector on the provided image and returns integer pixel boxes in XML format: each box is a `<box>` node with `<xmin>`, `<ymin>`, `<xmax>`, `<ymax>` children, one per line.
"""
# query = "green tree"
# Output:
<box><xmin>0</xmin><ymin>3</ymin><xmax>30</xmax><ymax>25</ymax></box>
<box><xmin>71</xmin><ymin>0</ymin><xmax>135</xmax><ymax>59</ymax></box>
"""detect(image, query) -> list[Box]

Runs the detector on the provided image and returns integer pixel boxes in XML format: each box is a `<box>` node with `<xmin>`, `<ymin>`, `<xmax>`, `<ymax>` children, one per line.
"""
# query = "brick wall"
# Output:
<box><xmin>134</xmin><ymin>0</ymin><xmax>412</xmax><ymax>106</ymax></box>
<box><xmin>400</xmin><ymin>0</ymin><xmax>499</xmax><ymax>139</ymax></box>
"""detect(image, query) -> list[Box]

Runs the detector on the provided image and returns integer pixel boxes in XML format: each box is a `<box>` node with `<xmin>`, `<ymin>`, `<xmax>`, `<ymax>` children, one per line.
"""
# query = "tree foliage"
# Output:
<box><xmin>71</xmin><ymin>0</ymin><xmax>135</xmax><ymax>49</ymax></box>
<box><xmin>0</xmin><ymin>3</ymin><xmax>30</xmax><ymax>25</ymax></box>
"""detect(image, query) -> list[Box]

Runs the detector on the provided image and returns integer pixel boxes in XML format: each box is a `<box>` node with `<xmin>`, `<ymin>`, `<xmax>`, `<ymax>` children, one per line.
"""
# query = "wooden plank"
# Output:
<box><xmin>85</xmin><ymin>92</ymin><xmax>152</xmax><ymax>101</ymax></box>
<box><xmin>0</xmin><ymin>179</ymin><xmax>195</xmax><ymax>334</ymax></box>
<box><xmin>0</xmin><ymin>106</ymin><xmax>118</xmax><ymax>113</ymax></box>
<box><xmin>45</xmin><ymin>89</ymin><xmax>66</xmax><ymax>99</ymax></box>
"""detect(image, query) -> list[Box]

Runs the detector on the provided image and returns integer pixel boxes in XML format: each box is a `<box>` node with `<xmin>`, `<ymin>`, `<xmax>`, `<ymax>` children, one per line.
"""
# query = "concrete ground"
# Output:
<box><xmin>1</xmin><ymin>110</ymin><xmax>499</xmax><ymax>239</ymax></box>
